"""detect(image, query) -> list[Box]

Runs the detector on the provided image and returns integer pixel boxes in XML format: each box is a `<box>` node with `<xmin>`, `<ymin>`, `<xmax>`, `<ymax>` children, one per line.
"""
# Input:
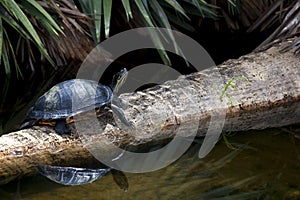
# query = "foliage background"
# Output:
<box><xmin>0</xmin><ymin>0</ymin><xmax>299</xmax><ymax>134</ymax></box>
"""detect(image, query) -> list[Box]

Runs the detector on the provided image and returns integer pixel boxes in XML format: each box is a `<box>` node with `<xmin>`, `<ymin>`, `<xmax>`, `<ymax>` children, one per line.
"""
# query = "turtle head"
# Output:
<box><xmin>110</xmin><ymin>68</ymin><xmax>128</xmax><ymax>93</ymax></box>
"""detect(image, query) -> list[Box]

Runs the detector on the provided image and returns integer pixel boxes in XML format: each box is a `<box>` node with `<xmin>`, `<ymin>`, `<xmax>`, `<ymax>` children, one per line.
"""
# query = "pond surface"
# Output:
<box><xmin>1</xmin><ymin>127</ymin><xmax>300</xmax><ymax>200</ymax></box>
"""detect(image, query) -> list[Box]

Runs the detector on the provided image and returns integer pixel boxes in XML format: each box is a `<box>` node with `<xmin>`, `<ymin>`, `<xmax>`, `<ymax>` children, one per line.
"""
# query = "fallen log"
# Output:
<box><xmin>0</xmin><ymin>40</ymin><xmax>299</xmax><ymax>184</ymax></box>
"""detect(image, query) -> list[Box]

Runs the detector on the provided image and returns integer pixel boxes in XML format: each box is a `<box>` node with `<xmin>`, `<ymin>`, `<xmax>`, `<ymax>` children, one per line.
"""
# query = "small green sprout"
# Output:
<box><xmin>220</xmin><ymin>76</ymin><xmax>248</xmax><ymax>107</ymax></box>
<box><xmin>221</xmin><ymin>131</ymin><xmax>236</xmax><ymax>150</ymax></box>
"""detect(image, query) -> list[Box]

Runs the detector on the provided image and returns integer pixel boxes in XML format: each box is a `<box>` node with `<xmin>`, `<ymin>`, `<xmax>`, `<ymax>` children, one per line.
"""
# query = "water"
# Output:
<box><xmin>0</xmin><ymin>127</ymin><xmax>299</xmax><ymax>200</ymax></box>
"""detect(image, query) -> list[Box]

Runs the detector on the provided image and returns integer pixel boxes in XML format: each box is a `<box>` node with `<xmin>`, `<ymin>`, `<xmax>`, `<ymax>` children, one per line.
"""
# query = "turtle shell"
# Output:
<box><xmin>27</xmin><ymin>79</ymin><xmax>113</xmax><ymax>120</ymax></box>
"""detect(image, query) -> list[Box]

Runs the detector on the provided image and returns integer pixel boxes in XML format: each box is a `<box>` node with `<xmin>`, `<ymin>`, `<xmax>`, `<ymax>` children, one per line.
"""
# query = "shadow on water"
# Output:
<box><xmin>1</xmin><ymin>127</ymin><xmax>300</xmax><ymax>200</ymax></box>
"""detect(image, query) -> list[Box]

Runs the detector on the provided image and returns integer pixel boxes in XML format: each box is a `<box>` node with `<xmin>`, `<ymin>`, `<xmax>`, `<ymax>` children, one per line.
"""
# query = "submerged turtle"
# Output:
<box><xmin>20</xmin><ymin>68</ymin><xmax>132</xmax><ymax>134</ymax></box>
<box><xmin>36</xmin><ymin>164</ymin><xmax>129</xmax><ymax>191</ymax></box>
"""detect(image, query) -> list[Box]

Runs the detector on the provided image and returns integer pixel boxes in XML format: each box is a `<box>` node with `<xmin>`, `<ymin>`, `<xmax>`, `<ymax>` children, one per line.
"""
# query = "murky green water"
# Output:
<box><xmin>1</xmin><ymin>127</ymin><xmax>300</xmax><ymax>200</ymax></box>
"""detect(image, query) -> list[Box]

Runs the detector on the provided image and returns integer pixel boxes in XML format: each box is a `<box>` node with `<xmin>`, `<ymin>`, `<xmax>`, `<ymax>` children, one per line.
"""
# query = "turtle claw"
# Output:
<box><xmin>19</xmin><ymin>120</ymin><xmax>36</xmax><ymax>130</ymax></box>
<box><xmin>126</xmin><ymin>121</ymin><xmax>135</xmax><ymax>129</ymax></box>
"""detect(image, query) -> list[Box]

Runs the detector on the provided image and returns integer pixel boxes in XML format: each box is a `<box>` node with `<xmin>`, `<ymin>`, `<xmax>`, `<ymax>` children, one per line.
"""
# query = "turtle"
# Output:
<box><xmin>36</xmin><ymin>163</ymin><xmax>129</xmax><ymax>191</ymax></box>
<box><xmin>20</xmin><ymin>68</ymin><xmax>133</xmax><ymax>134</ymax></box>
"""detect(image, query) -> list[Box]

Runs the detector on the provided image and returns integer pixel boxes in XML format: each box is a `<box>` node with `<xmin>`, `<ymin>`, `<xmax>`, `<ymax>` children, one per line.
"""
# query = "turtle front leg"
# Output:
<box><xmin>54</xmin><ymin>119</ymin><xmax>71</xmax><ymax>134</ymax></box>
<box><xmin>110</xmin><ymin>104</ymin><xmax>134</xmax><ymax>128</ymax></box>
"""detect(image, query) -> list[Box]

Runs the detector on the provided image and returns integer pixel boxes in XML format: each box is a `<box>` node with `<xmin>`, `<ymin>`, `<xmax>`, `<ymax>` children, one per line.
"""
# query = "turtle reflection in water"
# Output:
<box><xmin>22</xmin><ymin>68</ymin><xmax>132</xmax><ymax>191</ymax></box>
<box><xmin>36</xmin><ymin>164</ymin><xmax>129</xmax><ymax>191</ymax></box>
<box><xmin>20</xmin><ymin>68</ymin><xmax>133</xmax><ymax>134</ymax></box>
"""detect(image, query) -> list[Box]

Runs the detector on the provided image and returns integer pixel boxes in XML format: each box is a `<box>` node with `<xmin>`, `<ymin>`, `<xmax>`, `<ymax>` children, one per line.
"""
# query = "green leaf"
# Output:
<box><xmin>220</xmin><ymin>76</ymin><xmax>248</xmax><ymax>106</ymax></box>
<box><xmin>227</xmin><ymin>0</ymin><xmax>240</xmax><ymax>15</ymax></box>
<box><xmin>190</xmin><ymin>0</ymin><xmax>204</xmax><ymax>16</ymax></box>
<box><xmin>165</xmin><ymin>10</ymin><xmax>195</xmax><ymax>31</ymax></box>
<box><xmin>73</xmin><ymin>0</ymin><xmax>102</xmax><ymax>43</ymax></box>
<box><xmin>18</xmin><ymin>1</ymin><xmax>60</xmax><ymax>39</ymax></box>
<box><xmin>135</xmin><ymin>0</ymin><xmax>171</xmax><ymax>65</ymax></box>
<box><xmin>180</xmin><ymin>0</ymin><xmax>217</xmax><ymax>18</ymax></box>
<box><xmin>0</xmin><ymin>4</ymin><xmax>28</xmax><ymax>38</ymax></box>
<box><xmin>164</xmin><ymin>0</ymin><xmax>189</xmax><ymax>19</ymax></box>
<box><xmin>75</xmin><ymin>0</ymin><xmax>98</xmax><ymax>43</ymax></box>
<box><xmin>0</xmin><ymin>18</ymin><xmax>3</xmax><ymax>64</ymax></box>
<box><xmin>149</xmin><ymin>0</ymin><xmax>171</xmax><ymax>29</ymax></box>
<box><xmin>1</xmin><ymin>0</ymin><xmax>54</xmax><ymax>66</ymax></box>
<box><xmin>19</xmin><ymin>0</ymin><xmax>61</xmax><ymax>35</ymax></box>
<box><xmin>134</xmin><ymin>0</ymin><xmax>153</xmax><ymax>26</ymax></box>
<box><xmin>3</xmin><ymin>29</ymin><xmax>22</xmax><ymax>78</ymax></box>
<box><xmin>95</xmin><ymin>0</ymin><xmax>102</xmax><ymax>42</ymax></box>
<box><xmin>1</xmin><ymin>42</ymin><xmax>11</xmax><ymax>77</ymax></box>
<box><xmin>103</xmin><ymin>0</ymin><xmax>112</xmax><ymax>38</ymax></box>
<box><xmin>227</xmin><ymin>0</ymin><xmax>237</xmax><ymax>7</ymax></box>
<box><xmin>134</xmin><ymin>0</ymin><xmax>171</xmax><ymax>65</ymax></box>
<box><xmin>222</xmin><ymin>132</ymin><xmax>236</xmax><ymax>150</ymax></box>
<box><xmin>149</xmin><ymin>0</ymin><xmax>186</xmax><ymax>59</ymax></box>
<box><xmin>121</xmin><ymin>0</ymin><xmax>133</xmax><ymax>20</ymax></box>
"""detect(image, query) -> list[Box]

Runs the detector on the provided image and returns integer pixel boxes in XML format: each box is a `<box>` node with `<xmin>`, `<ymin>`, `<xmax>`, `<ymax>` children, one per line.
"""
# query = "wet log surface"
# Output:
<box><xmin>0</xmin><ymin>40</ymin><xmax>299</xmax><ymax>184</ymax></box>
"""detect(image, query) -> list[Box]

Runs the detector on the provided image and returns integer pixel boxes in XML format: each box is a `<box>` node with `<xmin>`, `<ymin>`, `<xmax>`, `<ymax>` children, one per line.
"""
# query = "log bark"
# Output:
<box><xmin>0</xmin><ymin>40</ymin><xmax>299</xmax><ymax>185</ymax></box>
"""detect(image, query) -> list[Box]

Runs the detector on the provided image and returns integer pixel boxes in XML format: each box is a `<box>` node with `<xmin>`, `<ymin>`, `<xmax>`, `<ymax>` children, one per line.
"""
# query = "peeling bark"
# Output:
<box><xmin>0</xmin><ymin>40</ymin><xmax>299</xmax><ymax>184</ymax></box>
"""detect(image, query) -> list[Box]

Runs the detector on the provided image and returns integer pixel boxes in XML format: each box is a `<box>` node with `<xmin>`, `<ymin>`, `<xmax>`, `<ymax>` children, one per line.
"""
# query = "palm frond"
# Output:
<box><xmin>73</xmin><ymin>0</ymin><xmax>102</xmax><ymax>43</ymax></box>
<box><xmin>3</xmin><ymin>29</ymin><xmax>21</xmax><ymax>78</ymax></box>
<box><xmin>208</xmin><ymin>0</ymin><xmax>277</xmax><ymax>31</ymax></box>
<box><xmin>248</xmin><ymin>1</ymin><xmax>300</xmax><ymax>54</ymax></box>
<box><xmin>29</xmin><ymin>0</ymin><xmax>94</xmax><ymax>67</ymax></box>
<box><xmin>0</xmin><ymin>18</ymin><xmax>4</xmax><ymax>72</ymax></box>
<box><xmin>121</xmin><ymin>0</ymin><xmax>133</xmax><ymax>20</ymax></box>
<box><xmin>103</xmin><ymin>0</ymin><xmax>112</xmax><ymax>38</ymax></box>
<box><xmin>0</xmin><ymin>0</ymin><xmax>98</xmax><ymax>78</ymax></box>
<box><xmin>1</xmin><ymin>41</ymin><xmax>11</xmax><ymax>77</ymax></box>
<box><xmin>0</xmin><ymin>0</ymin><xmax>62</xmax><ymax>77</ymax></box>
<box><xmin>0</xmin><ymin>0</ymin><xmax>283</xmax><ymax>78</ymax></box>
<box><xmin>1</xmin><ymin>0</ymin><xmax>55</xmax><ymax>65</ymax></box>
<box><xmin>72</xmin><ymin>0</ymin><xmax>219</xmax><ymax>65</ymax></box>
<box><xmin>164</xmin><ymin>0</ymin><xmax>190</xmax><ymax>19</ymax></box>
<box><xmin>134</xmin><ymin>0</ymin><xmax>171</xmax><ymax>65</ymax></box>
